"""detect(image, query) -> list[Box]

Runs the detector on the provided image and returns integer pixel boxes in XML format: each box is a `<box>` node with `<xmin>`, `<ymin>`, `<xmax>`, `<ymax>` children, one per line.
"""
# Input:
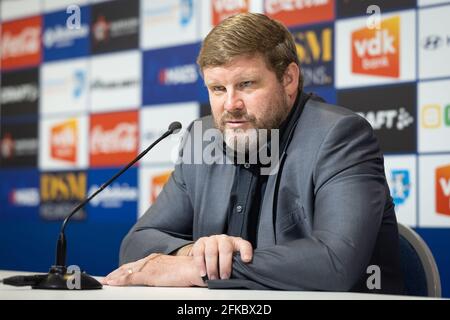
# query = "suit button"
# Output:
<box><xmin>244</xmin><ymin>163</ymin><xmax>250</xmax><ymax>169</ymax></box>
<box><xmin>236</xmin><ymin>205</ymin><xmax>243</xmax><ymax>213</ymax></box>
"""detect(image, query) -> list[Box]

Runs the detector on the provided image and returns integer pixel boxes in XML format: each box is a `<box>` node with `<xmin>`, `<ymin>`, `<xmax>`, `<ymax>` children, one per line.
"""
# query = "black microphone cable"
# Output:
<box><xmin>0</xmin><ymin>275</ymin><xmax>47</xmax><ymax>287</ymax></box>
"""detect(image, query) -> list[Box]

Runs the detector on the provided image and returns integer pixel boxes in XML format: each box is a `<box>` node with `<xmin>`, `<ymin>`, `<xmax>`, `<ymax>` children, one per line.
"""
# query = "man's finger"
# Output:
<box><xmin>204</xmin><ymin>238</ymin><xmax>219</xmax><ymax>280</ymax></box>
<box><xmin>193</xmin><ymin>239</ymin><xmax>207</xmax><ymax>278</ymax></box>
<box><xmin>234</xmin><ymin>238</ymin><xmax>253</xmax><ymax>262</ymax></box>
<box><xmin>127</xmin><ymin>271</ymin><xmax>152</xmax><ymax>286</ymax></box>
<box><xmin>106</xmin><ymin>273</ymin><xmax>132</xmax><ymax>286</ymax></box>
<box><xmin>217</xmin><ymin>238</ymin><xmax>233</xmax><ymax>279</ymax></box>
<box><xmin>104</xmin><ymin>264</ymin><xmax>132</xmax><ymax>282</ymax></box>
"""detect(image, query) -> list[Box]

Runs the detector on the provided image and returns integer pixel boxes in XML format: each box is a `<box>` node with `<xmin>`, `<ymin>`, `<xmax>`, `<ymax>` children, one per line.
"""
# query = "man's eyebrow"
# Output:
<box><xmin>237</xmin><ymin>72</ymin><xmax>259</xmax><ymax>79</ymax></box>
<box><xmin>205</xmin><ymin>80</ymin><xmax>221</xmax><ymax>86</ymax></box>
<box><xmin>206</xmin><ymin>74</ymin><xmax>259</xmax><ymax>83</ymax></box>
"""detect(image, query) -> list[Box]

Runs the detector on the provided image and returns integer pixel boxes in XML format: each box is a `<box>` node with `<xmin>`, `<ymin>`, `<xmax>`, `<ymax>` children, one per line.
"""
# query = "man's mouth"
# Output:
<box><xmin>225</xmin><ymin>120</ymin><xmax>249</xmax><ymax>128</ymax></box>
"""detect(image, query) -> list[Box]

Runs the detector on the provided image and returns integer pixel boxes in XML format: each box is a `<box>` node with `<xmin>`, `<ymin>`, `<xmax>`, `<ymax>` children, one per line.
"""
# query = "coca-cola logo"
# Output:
<box><xmin>1</xmin><ymin>27</ymin><xmax>40</xmax><ymax>59</ymax></box>
<box><xmin>90</xmin><ymin>122</ymin><xmax>137</xmax><ymax>154</ymax></box>
<box><xmin>265</xmin><ymin>0</ymin><xmax>329</xmax><ymax>14</ymax></box>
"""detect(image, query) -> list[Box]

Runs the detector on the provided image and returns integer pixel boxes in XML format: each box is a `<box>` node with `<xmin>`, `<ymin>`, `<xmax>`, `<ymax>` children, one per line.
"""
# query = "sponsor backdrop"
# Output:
<box><xmin>1</xmin><ymin>0</ymin><xmax>449</xmax><ymax>297</ymax></box>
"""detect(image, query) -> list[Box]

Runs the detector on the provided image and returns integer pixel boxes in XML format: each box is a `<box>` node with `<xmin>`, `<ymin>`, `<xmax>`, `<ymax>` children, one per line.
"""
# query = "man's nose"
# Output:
<box><xmin>223</xmin><ymin>90</ymin><xmax>244</xmax><ymax>112</ymax></box>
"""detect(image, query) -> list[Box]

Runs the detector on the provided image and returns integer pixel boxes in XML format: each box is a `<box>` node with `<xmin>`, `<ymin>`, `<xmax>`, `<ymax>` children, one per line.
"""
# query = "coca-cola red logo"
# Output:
<box><xmin>89</xmin><ymin>111</ymin><xmax>138</xmax><ymax>167</ymax></box>
<box><xmin>1</xmin><ymin>16</ymin><xmax>41</xmax><ymax>70</ymax></box>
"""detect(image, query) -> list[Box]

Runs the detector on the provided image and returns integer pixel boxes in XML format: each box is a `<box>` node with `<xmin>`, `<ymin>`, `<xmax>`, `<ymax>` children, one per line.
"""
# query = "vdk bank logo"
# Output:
<box><xmin>436</xmin><ymin>165</ymin><xmax>450</xmax><ymax>216</ymax></box>
<box><xmin>352</xmin><ymin>16</ymin><xmax>400</xmax><ymax>78</ymax></box>
<box><xmin>390</xmin><ymin>169</ymin><xmax>410</xmax><ymax>206</ymax></box>
<box><xmin>151</xmin><ymin>171</ymin><xmax>172</xmax><ymax>203</ymax></box>
<box><xmin>50</xmin><ymin>119</ymin><xmax>78</xmax><ymax>164</ymax></box>
<box><xmin>421</xmin><ymin>104</ymin><xmax>450</xmax><ymax>129</ymax></box>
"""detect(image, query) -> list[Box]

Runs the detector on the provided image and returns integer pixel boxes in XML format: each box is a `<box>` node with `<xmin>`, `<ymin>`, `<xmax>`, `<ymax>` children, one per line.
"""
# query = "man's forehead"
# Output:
<box><xmin>203</xmin><ymin>55</ymin><xmax>268</xmax><ymax>82</ymax></box>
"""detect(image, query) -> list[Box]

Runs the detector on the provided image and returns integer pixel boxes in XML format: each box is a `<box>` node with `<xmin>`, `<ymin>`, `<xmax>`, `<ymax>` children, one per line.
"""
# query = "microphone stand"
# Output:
<box><xmin>31</xmin><ymin>122</ymin><xmax>182</xmax><ymax>290</ymax></box>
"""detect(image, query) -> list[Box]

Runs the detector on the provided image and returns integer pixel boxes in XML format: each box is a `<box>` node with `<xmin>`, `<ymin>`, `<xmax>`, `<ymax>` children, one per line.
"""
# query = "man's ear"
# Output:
<box><xmin>282</xmin><ymin>62</ymin><xmax>300</xmax><ymax>98</ymax></box>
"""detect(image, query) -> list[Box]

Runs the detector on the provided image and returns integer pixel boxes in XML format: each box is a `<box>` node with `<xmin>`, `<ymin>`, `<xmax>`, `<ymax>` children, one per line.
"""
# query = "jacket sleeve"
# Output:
<box><xmin>224</xmin><ymin>114</ymin><xmax>388</xmax><ymax>291</ymax></box>
<box><xmin>119</xmin><ymin>141</ymin><xmax>195</xmax><ymax>265</ymax></box>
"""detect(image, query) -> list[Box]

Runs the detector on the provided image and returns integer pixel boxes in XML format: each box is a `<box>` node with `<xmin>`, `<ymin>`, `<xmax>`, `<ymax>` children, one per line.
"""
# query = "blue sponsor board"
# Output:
<box><xmin>306</xmin><ymin>86</ymin><xmax>336</xmax><ymax>105</ymax></box>
<box><xmin>142</xmin><ymin>43</ymin><xmax>208</xmax><ymax>105</ymax></box>
<box><xmin>0</xmin><ymin>169</ymin><xmax>40</xmax><ymax>220</ymax></box>
<box><xmin>43</xmin><ymin>6</ymin><xmax>90</xmax><ymax>61</ymax></box>
<box><xmin>86</xmin><ymin>167</ymin><xmax>138</xmax><ymax>223</ymax></box>
<box><xmin>290</xmin><ymin>23</ymin><xmax>334</xmax><ymax>88</ymax></box>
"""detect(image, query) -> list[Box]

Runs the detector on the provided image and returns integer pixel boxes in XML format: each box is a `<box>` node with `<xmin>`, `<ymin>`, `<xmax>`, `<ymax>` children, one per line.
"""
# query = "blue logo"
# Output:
<box><xmin>43</xmin><ymin>6</ymin><xmax>90</xmax><ymax>61</ymax></box>
<box><xmin>180</xmin><ymin>0</ymin><xmax>194</xmax><ymax>26</ymax></box>
<box><xmin>390</xmin><ymin>169</ymin><xmax>411</xmax><ymax>206</ymax></box>
<box><xmin>73</xmin><ymin>69</ymin><xmax>86</xmax><ymax>99</ymax></box>
<box><xmin>86</xmin><ymin>167</ymin><xmax>138</xmax><ymax>223</ymax></box>
<box><xmin>142</xmin><ymin>43</ymin><xmax>208</xmax><ymax>105</ymax></box>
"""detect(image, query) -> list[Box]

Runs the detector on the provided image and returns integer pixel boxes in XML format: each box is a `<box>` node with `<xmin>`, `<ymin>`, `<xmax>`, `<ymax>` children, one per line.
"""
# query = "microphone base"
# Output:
<box><xmin>32</xmin><ymin>265</ymin><xmax>102</xmax><ymax>290</ymax></box>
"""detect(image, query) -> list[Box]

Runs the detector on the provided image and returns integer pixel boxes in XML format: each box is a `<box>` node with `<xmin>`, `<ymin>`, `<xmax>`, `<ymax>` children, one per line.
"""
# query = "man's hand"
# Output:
<box><xmin>192</xmin><ymin>235</ymin><xmax>253</xmax><ymax>281</ymax></box>
<box><xmin>101</xmin><ymin>253</ymin><xmax>206</xmax><ymax>287</ymax></box>
<box><xmin>173</xmin><ymin>243</ymin><xmax>194</xmax><ymax>256</ymax></box>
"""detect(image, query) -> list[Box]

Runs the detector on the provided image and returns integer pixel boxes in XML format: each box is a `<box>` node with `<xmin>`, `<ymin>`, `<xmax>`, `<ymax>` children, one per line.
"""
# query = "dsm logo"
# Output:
<box><xmin>291</xmin><ymin>24</ymin><xmax>333</xmax><ymax>87</ymax></box>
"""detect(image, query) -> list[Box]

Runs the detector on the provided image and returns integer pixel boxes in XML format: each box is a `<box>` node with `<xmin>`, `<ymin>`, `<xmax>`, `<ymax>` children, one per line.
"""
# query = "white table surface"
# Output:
<box><xmin>0</xmin><ymin>270</ymin><xmax>436</xmax><ymax>300</ymax></box>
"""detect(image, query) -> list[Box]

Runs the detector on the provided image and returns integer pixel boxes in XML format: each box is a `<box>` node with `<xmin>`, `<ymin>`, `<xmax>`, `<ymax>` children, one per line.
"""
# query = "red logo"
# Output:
<box><xmin>1</xmin><ymin>16</ymin><xmax>41</xmax><ymax>70</ymax></box>
<box><xmin>212</xmin><ymin>0</ymin><xmax>249</xmax><ymax>26</ymax></box>
<box><xmin>264</xmin><ymin>0</ymin><xmax>334</xmax><ymax>27</ymax></box>
<box><xmin>90</xmin><ymin>111</ymin><xmax>138</xmax><ymax>167</ymax></box>
<box><xmin>436</xmin><ymin>165</ymin><xmax>450</xmax><ymax>216</ymax></box>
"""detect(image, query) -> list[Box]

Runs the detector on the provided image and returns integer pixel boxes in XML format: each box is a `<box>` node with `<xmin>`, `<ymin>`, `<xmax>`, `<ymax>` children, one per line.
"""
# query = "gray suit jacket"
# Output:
<box><xmin>120</xmin><ymin>95</ymin><xmax>403</xmax><ymax>293</ymax></box>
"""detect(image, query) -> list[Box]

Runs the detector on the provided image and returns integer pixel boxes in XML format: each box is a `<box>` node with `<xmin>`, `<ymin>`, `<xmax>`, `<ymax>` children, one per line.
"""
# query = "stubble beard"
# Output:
<box><xmin>213</xmin><ymin>89</ymin><xmax>290</xmax><ymax>157</ymax></box>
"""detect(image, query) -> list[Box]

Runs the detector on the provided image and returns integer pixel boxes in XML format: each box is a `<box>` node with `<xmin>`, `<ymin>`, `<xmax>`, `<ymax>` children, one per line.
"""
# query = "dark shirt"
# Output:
<box><xmin>226</xmin><ymin>91</ymin><xmax>311</xmax><ymax>248</ymax></box>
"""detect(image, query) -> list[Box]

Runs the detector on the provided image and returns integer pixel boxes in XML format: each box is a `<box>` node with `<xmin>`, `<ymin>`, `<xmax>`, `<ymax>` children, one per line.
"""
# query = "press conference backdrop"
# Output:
<box><xmin>0</xmin><ymin>0</ymin><xmax>449</xmax><ymax>297</ymax></box>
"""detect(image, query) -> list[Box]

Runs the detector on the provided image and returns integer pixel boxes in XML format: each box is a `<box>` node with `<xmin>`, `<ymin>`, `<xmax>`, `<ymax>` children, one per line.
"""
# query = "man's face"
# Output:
<box><xmin>203</xmin><ymin>54</ymin><xmax>291</xmax><ymax>153</ymax></box>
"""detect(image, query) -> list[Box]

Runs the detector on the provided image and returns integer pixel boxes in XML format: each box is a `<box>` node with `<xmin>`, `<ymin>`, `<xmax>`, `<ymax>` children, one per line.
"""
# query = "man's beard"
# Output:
<box><xmin>213</xmin><ymin>91</ymin><xmax>290</xmax><ymax>157</ymax></box>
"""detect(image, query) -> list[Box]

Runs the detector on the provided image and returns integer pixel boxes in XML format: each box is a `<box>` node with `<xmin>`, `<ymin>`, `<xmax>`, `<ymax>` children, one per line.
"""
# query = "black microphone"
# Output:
<box><xmin>1</xmin><ymin>122</ymin><xmax>182</xmax><ymax>290</ymax></box>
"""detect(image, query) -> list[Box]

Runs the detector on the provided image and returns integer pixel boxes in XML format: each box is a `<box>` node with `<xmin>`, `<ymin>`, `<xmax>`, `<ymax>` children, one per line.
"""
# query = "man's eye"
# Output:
<box><xmin>240</xmin><ymin>81</ymin><xmax>253</xmax><ymax>88</ymax></box>
<box><xmin>212</xmin><ymin>86</ymin><xmax>225</xmax><ymax>92</ymax></box>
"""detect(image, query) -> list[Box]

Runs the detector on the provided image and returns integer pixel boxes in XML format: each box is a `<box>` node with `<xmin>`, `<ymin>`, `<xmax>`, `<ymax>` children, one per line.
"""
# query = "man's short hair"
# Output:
<box><xmin>197</xmin><ymin>13</ymin><xmax>303</xmax><ymax>91</ymax></box>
